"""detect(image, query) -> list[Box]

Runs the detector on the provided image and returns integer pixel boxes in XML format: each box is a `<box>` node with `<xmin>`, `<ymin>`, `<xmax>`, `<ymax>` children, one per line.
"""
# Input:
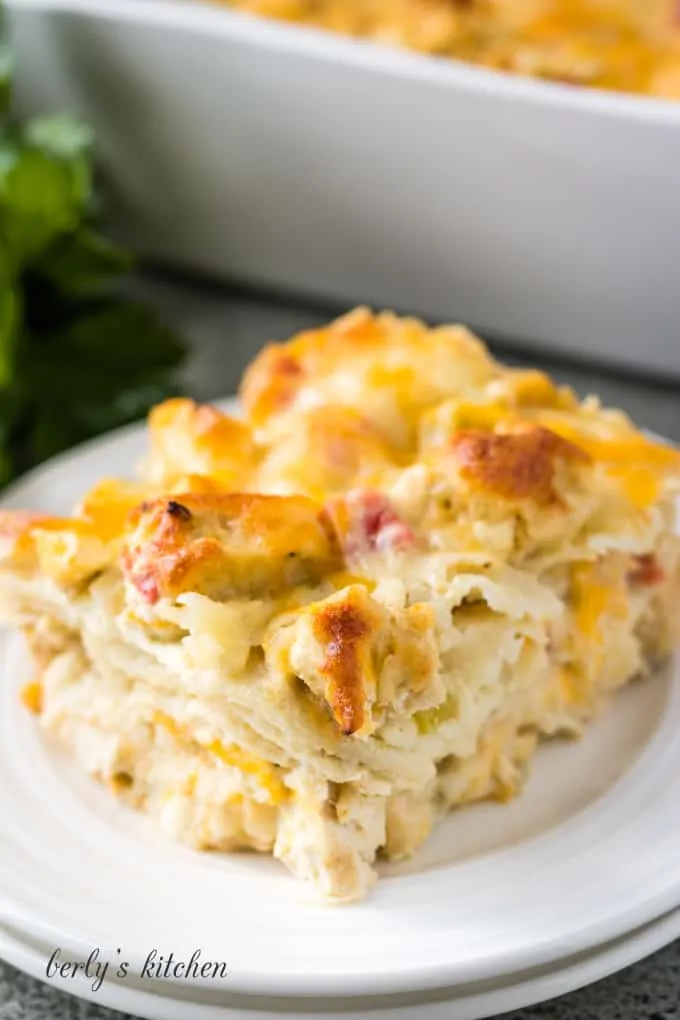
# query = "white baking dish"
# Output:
<box><xmin>7</xmin><ymin>0</ymin><xmax>680</xmax><ymax>373</ymax></box>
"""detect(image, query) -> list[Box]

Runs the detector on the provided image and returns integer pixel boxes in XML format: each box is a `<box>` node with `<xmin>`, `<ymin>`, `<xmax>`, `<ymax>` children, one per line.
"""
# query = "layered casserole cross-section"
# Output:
<box><xmin>1</xmin><ymin>308</ymin><xmax>679</xmax><ymax>902</ymax></box>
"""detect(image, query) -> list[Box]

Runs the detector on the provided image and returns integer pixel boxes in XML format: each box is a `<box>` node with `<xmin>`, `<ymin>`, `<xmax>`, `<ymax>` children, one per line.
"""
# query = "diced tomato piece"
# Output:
<box><xmin>628</xmin><ymin>553</ymin><xmax>665</xmax><ymax>587</ymax></box>
<box><xmin>333</xmin><ymin>490</ymin><xmax>416</xmax><ymax>558</ymax></box>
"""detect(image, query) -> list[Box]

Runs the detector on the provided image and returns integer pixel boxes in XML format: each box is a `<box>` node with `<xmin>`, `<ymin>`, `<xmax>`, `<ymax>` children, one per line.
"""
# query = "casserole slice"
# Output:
<box><xmin>1</xmin><ymin>308</ymin><xmax>679</xmax><ymax>902</ymax></box>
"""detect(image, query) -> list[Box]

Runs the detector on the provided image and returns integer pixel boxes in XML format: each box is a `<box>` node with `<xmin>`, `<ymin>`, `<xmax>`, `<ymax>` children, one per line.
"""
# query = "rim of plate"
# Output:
<box><xmin>3</xmin><ymin>903</ymin><xmax>680</xmax><ymax>1020</ymax></box>
<box><xmin>0</xmin><ymin>415</ymin><xmax>680</xmax><ymax>998</ymax></box>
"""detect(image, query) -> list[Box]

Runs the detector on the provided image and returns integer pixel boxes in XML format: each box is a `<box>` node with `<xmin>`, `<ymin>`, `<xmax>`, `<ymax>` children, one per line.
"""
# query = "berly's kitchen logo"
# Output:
<box><xmin>46</xmin><ymin>948</ymin><xmax>228</xmax><ymax>993</ymax></box>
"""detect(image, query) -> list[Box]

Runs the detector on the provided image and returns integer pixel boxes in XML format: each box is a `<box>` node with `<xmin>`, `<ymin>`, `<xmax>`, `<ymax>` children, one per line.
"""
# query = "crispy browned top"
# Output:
<box><xmin>0</xmin><ymin>503</ymin><xmax>132</xmax><ymax>586</ymax></box>
<box><xmin>147</xmin><ymin>398</ymin><xmax>258</xmax><ymax>487</ymax></box>
<box><xmin>239</xmin><ymin>307</ymin><xmax>496</xmax><ymax>442</ymax></box>
<box><xmin>4</xmin><ymin>308</ymin><xmax>680</xmax><ymax>615</ymax></box>
<box><xmin>451</xmin><ymin>426</ymin><xmax>590</xmax><ymax>505</ymax></box>
<box><xmin>311</xmin><ymin>586</ymin><xmax>379</xmax><ymax>735</ymax></box>
<box><xmin>258</xmin><ymin>406</ymin><xmax>397</xmax><ymax>498</ymax></box>
<box><xmin>240</xmin><ymin>312</ymin><xmax>394</xmax><ymax>427</ymax></box>
<box><xmin>240</xmin><ymin>347</ymin><xmax>307</xmax><ymax>429</ymax></box>
<box><xmin>291</xmin><ymin>407</ymin><xmax>390</xmax><ymax>478</ymax></box>
<box><xmin>122</xmin><ymin>492</ymin><xmax>341</xmax><ymax>604</ymax></box>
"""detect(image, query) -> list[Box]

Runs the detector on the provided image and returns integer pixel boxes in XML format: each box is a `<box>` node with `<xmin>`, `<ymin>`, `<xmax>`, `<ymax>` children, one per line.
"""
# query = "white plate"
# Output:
<box><xmin>1</xmin><ymin>419</ymin><xmax>680</xmax><ymax>999</ymax></box>
<box><xmin>3</xmin><ymin>904</ymin><xmax>680</xmax><ymax>1020</ymax></box>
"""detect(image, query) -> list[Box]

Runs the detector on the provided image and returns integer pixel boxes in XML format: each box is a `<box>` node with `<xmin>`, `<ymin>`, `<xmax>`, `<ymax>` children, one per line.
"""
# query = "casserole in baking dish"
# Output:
<box><xmin>8</xmin><ymin>0</ymin><xmax>680</xmax><ymax>373</ymax></box>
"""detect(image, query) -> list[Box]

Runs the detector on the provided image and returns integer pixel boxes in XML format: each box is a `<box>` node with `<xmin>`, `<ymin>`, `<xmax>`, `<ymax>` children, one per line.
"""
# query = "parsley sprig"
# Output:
<box><xmin>0</xmin><ymin>14</ymin><xmax>185</xmax><ymax>484</ymax></box>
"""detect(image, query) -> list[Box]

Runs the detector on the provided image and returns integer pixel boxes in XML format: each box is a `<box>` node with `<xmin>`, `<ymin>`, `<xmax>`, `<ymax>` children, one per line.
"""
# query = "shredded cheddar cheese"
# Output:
<box><xmin>206</xmin><ymin>741</ymin><xmax>288</xmax><ymax>804</ymax></box>
<box><xmin>571</xmin><ymin>563</ymin><xmax>629</xmax><ymax>644</ymax></box>
<box><xmin>20</xmin><ymin>680</ymin><xmax>42</xmax><ymax>715</ymax></box>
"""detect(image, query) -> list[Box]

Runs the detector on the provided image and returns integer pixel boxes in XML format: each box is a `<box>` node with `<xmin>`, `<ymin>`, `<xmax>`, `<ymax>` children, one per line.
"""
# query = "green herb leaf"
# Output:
<box><xmin>56</xmin><ymin>299</ymin><xmax>186</xmax><ymax>377</ymax></box>
<box><xmin>35</xmin><ymin>227</ymin><xmax>134</xmax><ymax>294</ymax></box>
<box><xmin>0</xmin><ymin>142</ymin><xmax>90</xmax><ymax>266</ymax></box>
<box><xmin>0</xmin><ymin>282</ymin><xmax>19</xmax><ymax>387</ymax></box>
<box><xmin>0</xmin><ymin>7</ymin><xmax>12</xmax><ymax>125</ymax></box>
<box><xmin>24</xmin><ymin>114</ymin><xmax>92</xmax><ymax>162</ymax></box>
<box><xmin>0</xmin><ymin>246</ymin><xmax>19</xmax><ymax>386</ymax></box>
<box><xmin>0</xmin><ymin>43</ymin><xmax>186</xmax><ymax>486</ymax></box>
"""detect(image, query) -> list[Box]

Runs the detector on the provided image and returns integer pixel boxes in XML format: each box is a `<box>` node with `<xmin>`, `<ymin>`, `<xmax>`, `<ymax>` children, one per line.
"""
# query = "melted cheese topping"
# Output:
<box><xmin>221</xmin><ymin>0</ymin><xmax>680</xmax><ymax>99</ymax></box>
<box><xmin>3</xmin><ymin>307</ymin><xmax>679</xmax><ymax>605</ymax></box>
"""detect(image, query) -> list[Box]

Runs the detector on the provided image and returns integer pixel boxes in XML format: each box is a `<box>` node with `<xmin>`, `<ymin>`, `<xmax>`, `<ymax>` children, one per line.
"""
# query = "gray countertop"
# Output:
<box><xmin>1</xmin><ymin>274</ymin><xmax>679</xmax><ymax>1020</ymax></box>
